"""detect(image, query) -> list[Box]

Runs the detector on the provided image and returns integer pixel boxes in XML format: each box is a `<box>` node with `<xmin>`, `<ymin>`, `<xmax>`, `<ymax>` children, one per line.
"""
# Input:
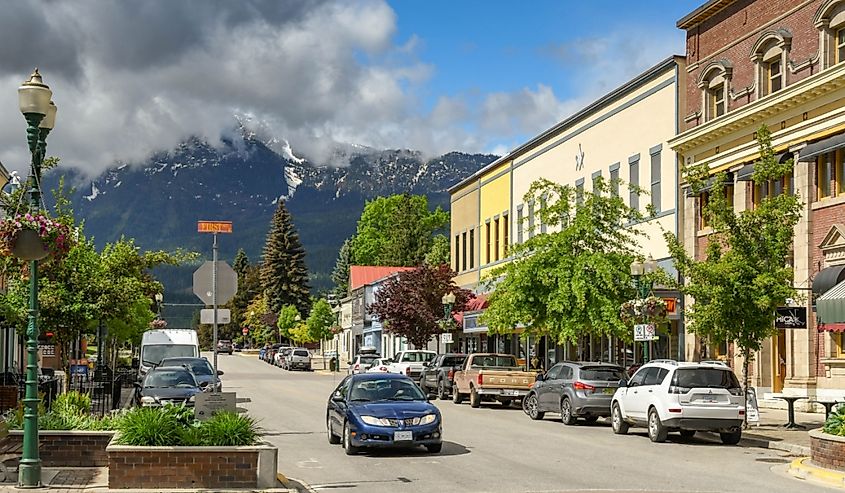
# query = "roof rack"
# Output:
<box><xmin>699</xmin><ymin>360</ymin><xmax>729</xmax><ymax>366</ymax></box>
<box><xmin>649</xmin><ymin>359</ymin><xmax>678</xmax><ymax>365</ymax></box>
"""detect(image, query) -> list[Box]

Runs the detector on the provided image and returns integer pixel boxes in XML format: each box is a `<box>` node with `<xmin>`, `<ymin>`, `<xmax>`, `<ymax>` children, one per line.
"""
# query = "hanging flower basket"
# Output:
<box><xmin>149</xmin><ymin>319</ymin><xmax>168</xmax><ymax>330</ymax></box>
<box><xmin>0</xmin><ymin>213</ymin><xmax>72</xmax><ymax>260</ymax></box>
<box><xmin>620</xmin><ymin>296</ymin><xmax>668</xmax><ymax>326</ymax></box>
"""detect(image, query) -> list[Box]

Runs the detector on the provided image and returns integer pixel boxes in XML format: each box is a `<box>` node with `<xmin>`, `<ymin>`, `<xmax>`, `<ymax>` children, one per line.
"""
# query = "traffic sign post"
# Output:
<box><xmin>195</xmin><ymin>221</ymin><xmax>235</xmax><ymax>393</ymax></box>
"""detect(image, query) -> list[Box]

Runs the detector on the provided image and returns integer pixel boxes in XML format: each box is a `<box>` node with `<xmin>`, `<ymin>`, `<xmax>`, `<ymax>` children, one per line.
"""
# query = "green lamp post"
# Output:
<box><xmin>16</xmin><ymin>68</ymin><xmax>56</xmax><ymax>489</ymax></box>
<box><xmin>630</xmin><ymin>255</ymin><xmax>657</xmax><ymax>363</ymax></box>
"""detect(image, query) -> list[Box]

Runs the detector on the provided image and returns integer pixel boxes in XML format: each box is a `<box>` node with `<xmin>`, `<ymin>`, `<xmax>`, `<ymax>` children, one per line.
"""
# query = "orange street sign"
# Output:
<box><xmin>197</xmin><ymin>221</ymin><xmax>233</xmax><ymax>234</ymax></box>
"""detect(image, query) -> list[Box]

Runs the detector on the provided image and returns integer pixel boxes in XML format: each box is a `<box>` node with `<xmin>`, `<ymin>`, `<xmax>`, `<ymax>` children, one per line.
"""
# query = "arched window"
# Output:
<box><xmin>697</xmin><ymin>60</ymin><xmax>732</xmax><ymax>121</ymax></box>
<box><xmin>815</xmin><ymin>0</ymin><xmax>845</xmax><ymax>68</ymax></box>
<box><xmin>751</xmin><ymin>29</ymin><xmax>792</xmax><ymax>97</ymax></box>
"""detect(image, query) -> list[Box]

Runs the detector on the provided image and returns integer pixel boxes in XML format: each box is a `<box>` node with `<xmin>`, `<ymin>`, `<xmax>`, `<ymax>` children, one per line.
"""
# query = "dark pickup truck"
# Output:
<box><xmin>418</xmin><ymin>353</ymin><xmax>467</xmax><ymax>400</ymax></box>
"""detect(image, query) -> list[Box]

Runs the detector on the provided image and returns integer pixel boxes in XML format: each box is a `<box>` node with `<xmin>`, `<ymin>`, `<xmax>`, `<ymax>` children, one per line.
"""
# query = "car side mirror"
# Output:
<box><xmin>217</xmin><ymin>370</ymin><xmax>224</xmax><ymax>376</ymax></box>
<box><xmin>331</xmin><ymin>392</ymin><xmax>345</xmax><ymax>402</ymax></box>
<box><xmin>200</xmin><ymin>381</ymin><xmax>209</xmax><ymax>388</ymax></box>
<box><xmin>617</xmin><ymin>378</ymin><xmax>627</xmax><ymax>388</ymax></box>
<box><xmin>132</xmin><ymin>381</ymin><xmax>141</xmax><ymax>388</ymax></box>
<box><xmin>535</xmin><ymin>373</ymin><xmax>544</xmax><ymax>382</ymax></box>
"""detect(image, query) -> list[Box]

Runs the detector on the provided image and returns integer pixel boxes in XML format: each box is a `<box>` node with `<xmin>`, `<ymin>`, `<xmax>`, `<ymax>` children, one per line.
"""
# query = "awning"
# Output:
<box><xmin>735</xmin><ymin>153</ymin><xmax>788</xmax><ymax>181</ymax></box>
<box><xmin>683</xmin><ymin>173</ymin><xmax>733</xmax><ymax>197</ymax></box>
<box><xmin>799</xmin><ymin>133</ymin><xmax>845</xmax><ymax>162</ymax></box>
<box><xmin>813</xmin><ymin>265</ymin><xmax>845</xmax><ymax>298</ymax></box>
<box><xmin>817</xmin><ymin>280</ymin><xmax>845</xmax><ymax>326</ymax></box>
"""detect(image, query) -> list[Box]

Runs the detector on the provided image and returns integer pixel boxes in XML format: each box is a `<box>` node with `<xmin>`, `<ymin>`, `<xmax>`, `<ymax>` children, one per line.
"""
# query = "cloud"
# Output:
<box><xmin>0</xmin><ymin>2</ymin><xmax>684</xmax><ymax>178</ymax></box>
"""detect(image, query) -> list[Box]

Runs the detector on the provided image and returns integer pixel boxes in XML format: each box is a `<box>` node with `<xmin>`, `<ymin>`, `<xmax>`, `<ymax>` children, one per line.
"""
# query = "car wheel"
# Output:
<box><xmin>425</xmin><ymin>443</ymin><xmax>442</xmax><ymax>454</ymax></box>
<box><xmin>469</xmin><ymin>387</ymin><xmax>481</xmax><ymax>408</ymax></box>
<box><xmin>720</xmin><ymin>429</ymin><xmax>742</xmax><ymax>445</ymax></box>
<box><xmin>327</xmin><ymin>416</ymin><xmax>340</xmax><ymax>445</ymax></box>
<box><xmin>583</xmin><ymin>415</ymin><xmax>599</xmax><ymax>424</ymax></box>
<box><xmin>342</xmin><ymin>421</ymin><xmax>359</xmax><ymax>455</ymax></box>
<box><xmin>611</xmin><ymin>403</ymin><xmax>629</xmax><ymax>435</ymax></box>
<box><xmin>452</xmin><ymin>388</ymin><xmax>464</xmax><ymax>404</ymax></box>
<box><xmin>560</xmin><ymin>397</ymin><xmax>577</xmax><ymax>425</ymax></box>
<box><xmin>437</xmin><ymin>380</ymin><xmax>448</xmax><ymax>400</ymax></box>
<box><xmin>647</xmin><ymin>408</ymin><xmax>668</xmax><ymax>443</ymax></box>
<box><xmin>679</xmin><ymin>429</ymin><xmax>696</xmax><ymax>439</ymax></box>
<box><xmin>523</xmin><ymin>393</ymin><xmax>545</xmax><ymax>420</ymax></box>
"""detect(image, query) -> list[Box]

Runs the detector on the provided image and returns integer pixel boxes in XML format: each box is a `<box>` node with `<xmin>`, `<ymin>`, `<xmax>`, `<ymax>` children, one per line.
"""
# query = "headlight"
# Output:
<box><xmin>360</xmin><ymin>415</ymin><xmax>391</xmax><ymax>426</ymax></box>
<box><xmin>419</xmin><ymin>414</ymin><xmax>437</xmax><ymax>425</ymax></box>
<box><xmin>140</xmin><ymin>396</ymin><xmax>157</xmax><ymax>406</ymax></box>
<box><xmin>188</xmin><ymin>395</ymin><xmax>196</xmax><ymax>402</ymax></box>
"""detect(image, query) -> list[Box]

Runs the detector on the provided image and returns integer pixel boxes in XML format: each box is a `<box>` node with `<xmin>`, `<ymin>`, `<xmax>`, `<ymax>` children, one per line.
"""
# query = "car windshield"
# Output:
<box><xmin>293</xmin><ymin>350</ymin><xmax>309</xmax><ymax>357</ymax></box>
<box><xmin>160</xmin><ymin>358</ymin><xmax>214</xmax><ymax>376</ymax></box>
<box><xmin>348</xmin><ymin>378</ymin><xmax>427</xmax><ymax>402</ymax></box>
<box><xmin>580</xmin><ymin>366</ymin><xmax>625</xmax><ymax>381</ymax></box>
<box><xmin>144</xmin><ymin>369</ymin><xmax>197</xmax><ymax>388</ymax></box>
<box><xmin>400</xmin><ymin>352</ymin><xmax>436</xmax><ymax>363</ymax></box>
<box><xmin>141</xmin><ymin>345</ymin><xmax>197</xmax><ymax>366</ymax></box>
<box><xmin>673</xmin><ymin>368</ymin><xmax>741</xmax><ymax>389</ymax></box>
<box><xmin>471</xmin><ymin>355</ymin><xmax>518</xmax><ymax>368</ymax></box>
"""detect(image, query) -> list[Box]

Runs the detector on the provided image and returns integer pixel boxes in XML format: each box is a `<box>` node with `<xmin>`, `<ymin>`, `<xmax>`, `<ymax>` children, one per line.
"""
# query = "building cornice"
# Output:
<box><xmin>669</xmin><ymin>63</ymin><xmax>845</xmax><ymax>154</ymax></box>
<box><xmin>677</xmin><ymin>0</ymin><xmax>736</xmax><ymax>29</ymax></box>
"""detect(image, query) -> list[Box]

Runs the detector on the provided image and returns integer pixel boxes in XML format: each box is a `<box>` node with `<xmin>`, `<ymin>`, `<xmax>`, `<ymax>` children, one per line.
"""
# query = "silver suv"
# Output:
<box><xmin>523</xmin><ymin>362</ymin><xmax>625</xmax><ymax>424</ymax></box>
<box><xmin>286</xmin><ymin>348</ymin><xmax>311</xmax><ymax>371</ymax></box>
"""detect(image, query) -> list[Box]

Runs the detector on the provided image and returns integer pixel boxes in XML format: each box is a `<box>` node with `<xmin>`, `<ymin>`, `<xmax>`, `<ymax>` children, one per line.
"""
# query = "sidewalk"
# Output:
<box><xmin>733</xmin><ymin>407</ymin><xmax>826</xmax><ymax>455</ymax></box>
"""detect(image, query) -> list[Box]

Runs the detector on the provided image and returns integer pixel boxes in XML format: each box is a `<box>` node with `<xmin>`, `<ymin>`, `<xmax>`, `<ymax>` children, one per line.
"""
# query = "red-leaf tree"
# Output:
<box><xmin>370</xmin><ymin>264</ymin><xmax>474</xmax><ymax>349</ymax></box>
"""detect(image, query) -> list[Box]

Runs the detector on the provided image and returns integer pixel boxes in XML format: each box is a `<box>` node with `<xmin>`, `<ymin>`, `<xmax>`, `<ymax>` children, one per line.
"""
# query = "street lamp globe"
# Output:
<box><xmin>18</xmin><ymin>69</ymin><xmax>52</xmax><ymax>116</ymax></box>
<box><xmin>442</xmin><ymin>292</ymin><xmax>456</xmax><ymax>305</ymax></box>
<box><xmin>39</xmin><ymin>101</ymin><xmax>57</xmax><ymax>130</ymax></box>
<box><xmin>629</xmin><ymin>259</ymin><xmax>644</xmax><ymax>276</ymax></box>
<box><xmin>644</xmin><ymin>255</ymin><xmax>658</xmax><ymax>274</ymax></box>
<box><xmin>154</xmin><ymin>293</ymin><xmax>163</xmax><ymax>303</ymax></box>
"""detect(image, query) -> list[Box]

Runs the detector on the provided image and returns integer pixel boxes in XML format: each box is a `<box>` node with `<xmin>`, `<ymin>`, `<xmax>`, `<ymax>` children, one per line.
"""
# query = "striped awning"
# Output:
<box><xmin>817</xmin><ymin>280</ymin><xmax>845</xmax><ymax>327</ymax></box>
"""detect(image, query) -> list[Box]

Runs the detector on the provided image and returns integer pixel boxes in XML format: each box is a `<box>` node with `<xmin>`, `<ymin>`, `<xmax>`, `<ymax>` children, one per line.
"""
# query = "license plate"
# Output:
<box><xmin>394</xmin><ymin>431</ymin><xmax>413</xmax><ymax>442</ymax></box>
<box><xmin>604</xmin><ymin>388</ymin><xmax>615</xmax><ymax>395</ymax></box>
<box><xmin>503</xmin><ymin>389</ymin><xmax>517</xmax><ymax>396</ymax></box>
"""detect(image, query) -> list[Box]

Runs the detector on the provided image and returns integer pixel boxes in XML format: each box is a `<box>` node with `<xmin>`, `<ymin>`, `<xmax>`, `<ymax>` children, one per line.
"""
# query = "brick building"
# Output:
<box><xmin>669</xmin><ymin>0</ymin><xmax>845</xmax><ymax>406</ymax></box>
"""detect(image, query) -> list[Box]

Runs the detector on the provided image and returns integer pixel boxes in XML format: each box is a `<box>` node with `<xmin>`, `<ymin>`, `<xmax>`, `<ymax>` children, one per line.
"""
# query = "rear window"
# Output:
<box><xmin>471</xmin><ymin>355</ymin><xmax>518</xmax><ymax>368</ymax></box>
<box><xmin>673</xmin><ymin>368</ymin><xmax>740</xmax><ymax>389</ymax></box>
<box><xmin>400</xmin><ymin>352</ymin><xmax>436</xmax><ymax>363</ymax></box>
<box><xmin>293</xmin><ymin>350</ymin><xmax>309</xmax><ymax>357</ymax></box>
<box><xmin>580</xmin><ymin>366</ymin><xmax>625</xmax><ymax>382</ymax></box>
<box><xmin>360</xmin><ymin>356</ymin><xmax>379</xmax><ymax>364</ymax></box>
<box><xmin>442</xmin><ymin>357</ymin><xmax>466</xmax><ymax>367</ymax></box>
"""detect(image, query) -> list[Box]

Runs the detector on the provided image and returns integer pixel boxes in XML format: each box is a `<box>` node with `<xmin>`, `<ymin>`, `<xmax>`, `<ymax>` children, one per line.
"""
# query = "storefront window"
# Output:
<box><xmin>836</xmin><ymin>333</ymin><xmax>845</xmax><ymax>358</ymax></box>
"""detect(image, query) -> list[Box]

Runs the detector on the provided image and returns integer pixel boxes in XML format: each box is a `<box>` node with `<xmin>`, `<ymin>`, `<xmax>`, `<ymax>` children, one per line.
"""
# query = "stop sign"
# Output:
<box><xmin>192</xmin><ymin>261</ymin><xmax>238</xmax><ymax>305</ymax></box>
<box><xmin>242</xmin><ymin>328</ymin><xmax>249</xmax><ymax>335</ymax></box>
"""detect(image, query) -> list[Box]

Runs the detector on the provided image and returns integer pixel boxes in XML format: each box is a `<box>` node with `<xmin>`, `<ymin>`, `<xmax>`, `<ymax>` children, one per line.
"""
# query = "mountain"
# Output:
<box><xmin>44</xmin><ymin>133</ymin><xmax>497</xmax><ymax>323</ymax></box>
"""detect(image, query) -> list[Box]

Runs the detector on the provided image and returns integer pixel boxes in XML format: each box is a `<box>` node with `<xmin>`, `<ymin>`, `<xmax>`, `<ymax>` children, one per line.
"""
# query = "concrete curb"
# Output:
<box><xmin>741</xmin><ymin>435</ymin><xmax>811</xmax><ymax>456</ymax></box>
<box><xmin>278</xmin><ymin>473</ymin><xmax>318</xmax><ymax>493</ymax></box>
<box><xmin>788</xmin><ymin>457</ymin><xmax>845</xmax><ymax>488</ymax></box>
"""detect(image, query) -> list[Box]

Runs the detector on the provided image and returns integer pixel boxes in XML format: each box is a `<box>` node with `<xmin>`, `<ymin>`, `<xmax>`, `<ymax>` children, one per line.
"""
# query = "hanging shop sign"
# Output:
<box><xmin>775</xmin><ymin>307</ymin><xmax>807</xmax><ymax>329</ymax></box>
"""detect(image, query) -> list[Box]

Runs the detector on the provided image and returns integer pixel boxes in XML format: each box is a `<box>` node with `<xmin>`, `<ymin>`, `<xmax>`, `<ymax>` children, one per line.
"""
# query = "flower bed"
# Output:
<box><xmin>107</xmin><ymin>437</ymin><xmax>278</xmax><ymax>489</ymax></box>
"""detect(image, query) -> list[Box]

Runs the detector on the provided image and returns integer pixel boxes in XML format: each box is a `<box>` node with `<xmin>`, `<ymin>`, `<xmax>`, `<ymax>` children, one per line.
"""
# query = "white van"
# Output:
<box><xmin>139</xmin><ymin>329</ymin><xmax>200</xmax><ymax>379</ymax></box>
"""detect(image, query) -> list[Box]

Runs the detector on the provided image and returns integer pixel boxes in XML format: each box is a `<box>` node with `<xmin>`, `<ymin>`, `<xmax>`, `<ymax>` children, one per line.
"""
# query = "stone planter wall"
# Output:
<box><xmin>5</xmin><ymin>430</ymin><xmax>113</xmax><ymax>467</ymax></box>
<box><xmin>106</xmin><ymin>437</ymin><xmax>278</xmax><ymax>489</ymax></box>
<box><xmin>810</xmin><ymin>428</ymin><xmax>845</xmax><ymax>471</ymax></box>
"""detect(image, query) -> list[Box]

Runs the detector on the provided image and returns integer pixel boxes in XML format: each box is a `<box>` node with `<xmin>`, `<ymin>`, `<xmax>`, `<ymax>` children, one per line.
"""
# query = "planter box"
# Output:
<box><xmin>107</xmin><ymin>436</ymin><xmax>278</xmax><ymax>490</ymax></box>
<box><xmin>4</xmin><ymin>430</ymin><xmax>114</xmax><ymax>467</ymax></box>
<box><xmin>810</xmin><ymin>428</ymin><xmax>845</xmax><ymax>471</ymax></box>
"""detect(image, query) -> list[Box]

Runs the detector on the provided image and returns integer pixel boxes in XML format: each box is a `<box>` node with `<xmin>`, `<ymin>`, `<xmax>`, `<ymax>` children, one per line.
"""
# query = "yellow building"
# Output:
<box><xmin>448</xmin><ymin>56</ymin><xmax>687</xmax><ymax>366</ymax></box>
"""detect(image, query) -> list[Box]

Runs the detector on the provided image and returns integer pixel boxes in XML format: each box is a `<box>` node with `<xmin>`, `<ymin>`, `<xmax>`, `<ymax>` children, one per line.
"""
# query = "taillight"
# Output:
<box><xmin>380</xmin><ymin>366</ymin><xmax>387</xmax><ymax>371</ymax></box>
<box><xmin>669</xmin><ymin>386</ymin><xmax>690</xmax><ymax>394</ymax></box>
<box><xmin>573</xmin><ymin>381</ymin><xmax>594</xmax><ymax>391</ymax></box>
<box><xmin>668</xmin><ymin>408</ymin><xmax>682</xmax><ymax>413</ymax></box>
<box><xmin>447</xmin><ymin>369</ymin><xmax>454</xmax><ymax>379</ymax></box>
<box><xmin>477</xmin><ymin>374</ymin><xmax>483</xmax><ymax>385</ymax></box>
<box><xmin>354</xmin><ymin>364</ymin><xmax>359</xmax><ymax>371</ymax></box>
<box><xmin>405</xmin><ymin>367</ymin><xmax>411</xmax><ymax>376</ymax></box>
<box><xmin>739</xmin><ymin>410</ymin><xmax>745</xmax><ymax>415</ymax></box>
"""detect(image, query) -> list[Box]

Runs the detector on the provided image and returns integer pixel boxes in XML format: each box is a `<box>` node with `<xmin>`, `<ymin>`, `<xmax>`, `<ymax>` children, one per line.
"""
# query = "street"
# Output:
<box><xmin>218</xmin><ymin>353</ymin><xmax>828</xmax><ymax>493</ymax></box>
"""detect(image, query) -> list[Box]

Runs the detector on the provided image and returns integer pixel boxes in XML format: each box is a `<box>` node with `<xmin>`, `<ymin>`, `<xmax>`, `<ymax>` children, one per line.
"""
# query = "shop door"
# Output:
<box><xmin>772</xmin><ymin>333</ymin><xmax>787</xmax><ymax>393</ymax></box>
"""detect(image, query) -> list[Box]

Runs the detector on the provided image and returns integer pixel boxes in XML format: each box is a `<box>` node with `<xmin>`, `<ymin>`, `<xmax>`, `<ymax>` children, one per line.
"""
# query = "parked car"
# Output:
<box><xmin>326</xmin><ymin>373</ymin><xmax>442</xmax><ymax>455</ymax></box>
<box><xmin>159</xmin><ymin>357</ymin><xmax>224</xmax><ymax>392</ymax></box>
<box><xmin>264</xmin><ymin>343</ymin><xmax>284</xmax><ymax>364</ymax></box>
<box><xmin>139</xmin><ymin>329</ymin><xmax>199</xmax><ymax>381</ymax></box>
<box><xmin>233</xmin><ymin>342</ymin><xmax>242</xmax><ymax>352</ymax></box>
<box><xmin>275</xmin><ymin>347</ymin><xmax>293</xmax><ymax>367</ymax></box>
<box><xmin>610</xmin><ymin>360</ymin><xmax>744</xmax><ymax>444</ymax></box>
<box><xmin>452</xmin><ymin>353</ymin><xmax>536</xmax><ymax>408</ymax></box>
<box><xmin>135</xmin><ymin>366</ymin><xmax>203</xmax><ymax>407</ymax></box>
<box><xmin>217</xmin><ymin>340</ymin><xmax>233</xmax><ymax>355</ymax></box>
<box><xmin>523</xmin><ymin>361</ymin><xmax>625</xmax><ymax>424</ymax></box>
<box><xmin>419</xmin><ymin>353</ymin><xmax>467</xmax><ymax>399</ymax></box>
<box><xmin>385</xmin><ymin>350</ymin><xmax>437</xmax><ymax>379</ymax></box>
<box><xmin>366</xmin><ymin>358</ymin><xmax>392</xmax><ymax>373</ymax></box>
<box><xmin>349</xmin><ymin>353</ymin><xmax>381</xmax><ymax>375</ymax></box>
<box><xmin>286</xmin><ymin>348</ymin><xmax>312</xmax><ymax>371</ymax></box>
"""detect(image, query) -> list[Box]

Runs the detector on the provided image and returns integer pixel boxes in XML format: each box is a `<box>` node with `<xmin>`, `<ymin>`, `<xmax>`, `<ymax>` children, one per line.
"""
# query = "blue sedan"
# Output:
<box><xmin>326</xmin><ymin>373</ymin><xmax>443</xmax><ymax>455</ymax></box>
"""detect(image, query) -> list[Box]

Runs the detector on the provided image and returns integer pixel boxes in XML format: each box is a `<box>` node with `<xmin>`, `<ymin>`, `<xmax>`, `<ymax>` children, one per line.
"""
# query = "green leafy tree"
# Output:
<box><xmin>665</xmin><ymin>125</ymin><xmax>802</xmax><ymax>403</ymax></box>
<box><xmin>351</xmin><ymin>194</ymin><xmax>449</xmax><ymax>266</ymax></box>
<box><xmin>484</xmin><ymin>177</ymin><xmax>647</xmax><ymax>344</ymax></box>
<box><xmin>290</xmin><ymin>322</ymin><xmax>315</xmax><ymax>345</ymax></box>
<box><xmin>370</xmin><ymin>264</ymin><xmax>473</xmax><ymax>349</ymax></box>
<box><xmin>261</xmin><ymin>200</ymin><xmax>310</xmax><ymax>316</ymax></box>
<box><xmin>244</xmin><ymin>294</ymin><xmax>276</xmax><ymax>344</ymax></box>
<box><xmin>424</xmin><ymin>234</ymin><xmax>450</xmax><ymax>266</ymax></box>
<box><xmin>331</xmin><ymin>237</ymin><xmax>354</xmax><ymax>298</ymax></box>
<box><xmin>276</xmin><ymin>304</ymin><xmax>300</xmax><ymax>341</ymax></box>
<box><xmin>306</xmin><ymin>299</ymin><xmax>336</xmax><ymax>341</ymax></box>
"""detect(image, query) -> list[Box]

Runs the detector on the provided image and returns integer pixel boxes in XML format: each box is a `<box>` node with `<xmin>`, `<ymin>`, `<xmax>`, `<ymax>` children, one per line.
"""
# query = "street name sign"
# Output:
<box><xmin>192</xmin><ymin>261</ymin><xmax>238</xmax><ymax>305</ymax></box>
<box><xmin>633</xmin><ymin>324</ymin><xmax>657</xmax><ymax>342</ymax></box>
<box><xmin>200</xmin><ymin>309</ymin><xmax>231</xmax><ymax>324</ymax></box>
<box><xmin>195</xmin><ymin>391</ymin><xmax>236</xmax><ymax>421</ymax></box>
<box><xmin>197</xmin><ymin>220</ymin><xmax>233</xmax><ymax>234</ymax></box>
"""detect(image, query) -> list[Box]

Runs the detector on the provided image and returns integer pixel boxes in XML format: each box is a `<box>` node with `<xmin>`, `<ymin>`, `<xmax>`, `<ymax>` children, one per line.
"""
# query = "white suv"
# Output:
<box><xmin>611</xmin><ymin>360</ymin><xmax>744</xmax><ymax>444</ymax></box>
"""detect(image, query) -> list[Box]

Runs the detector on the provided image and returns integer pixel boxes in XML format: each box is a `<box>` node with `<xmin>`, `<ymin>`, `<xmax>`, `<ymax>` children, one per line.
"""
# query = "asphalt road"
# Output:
<box><xmin>216</xmin><ymin>353</ymin><xmax>828</xmax><ymax>493</ymax></box>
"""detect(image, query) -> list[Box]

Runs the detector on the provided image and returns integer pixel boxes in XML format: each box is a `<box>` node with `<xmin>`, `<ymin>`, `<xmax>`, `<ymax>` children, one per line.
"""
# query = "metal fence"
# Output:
<box><xmin>66</xmin><ymin>366</ymin><xmax>135</xmax><ymax>415</ymax></box>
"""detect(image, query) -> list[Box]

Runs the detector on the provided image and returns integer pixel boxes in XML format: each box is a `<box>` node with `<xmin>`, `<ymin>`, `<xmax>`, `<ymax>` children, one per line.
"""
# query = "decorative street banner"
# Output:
<box><xmin>634</xmin><ymin>324</ymin><xmax>657</xmax><ymax>341</ymax></box>
<box><xmin>775</xmin><ymin>307</ymin><xmax>807</xmax><ymax>329</ymax></box>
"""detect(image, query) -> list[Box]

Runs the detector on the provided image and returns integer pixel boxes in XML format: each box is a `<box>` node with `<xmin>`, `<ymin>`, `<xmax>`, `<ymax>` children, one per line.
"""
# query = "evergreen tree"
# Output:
<box><xmin>233</xmin><ymin>248</ymin><xmax>250</xmax><ymax>276</ymax></box>
<box><xmin>261</xmin><ymin>200</ymin><xmax>311</xmax><ymax>316</ymax></box>
<box><xmin>331</xmin><ymin>237</ymin><xmax>354</xmax><ymax>298</ymax></box>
